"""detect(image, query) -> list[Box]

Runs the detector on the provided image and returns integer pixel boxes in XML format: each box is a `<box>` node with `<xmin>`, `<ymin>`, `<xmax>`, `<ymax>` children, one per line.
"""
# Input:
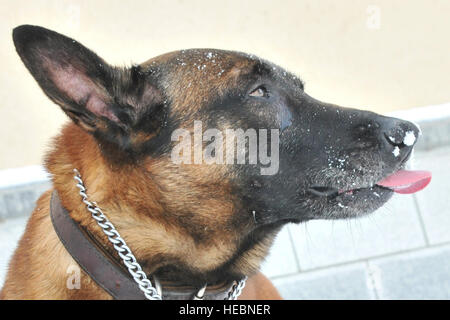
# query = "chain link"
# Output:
<box><xmin>73</xmin><ymin>169</ymin><xmax>161</xmax><ymax>300</ymax></box>
<box><xmin>225</xmin><ymin>277</ymin><xmax>248</xmax><ymax>300</ymax></box>
<box><xmin>73</xmin><ymin>168</ymin><xmax>246</xmax><ymax>300</ymax></box>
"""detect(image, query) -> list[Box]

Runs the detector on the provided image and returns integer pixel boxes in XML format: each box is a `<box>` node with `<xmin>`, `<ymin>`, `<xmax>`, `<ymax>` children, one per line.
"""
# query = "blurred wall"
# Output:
<box><xmin>1</xmin><ymin>0</ymin><xmax>449</xmax><ymax>169</ymax></box>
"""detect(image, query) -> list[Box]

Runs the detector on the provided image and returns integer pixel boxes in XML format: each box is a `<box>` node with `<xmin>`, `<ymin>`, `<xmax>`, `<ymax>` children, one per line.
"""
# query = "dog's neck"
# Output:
<box><xmin>45</xmin><ymin>123</ymin><xmax>278</xmax><ymax>287</ymax></box>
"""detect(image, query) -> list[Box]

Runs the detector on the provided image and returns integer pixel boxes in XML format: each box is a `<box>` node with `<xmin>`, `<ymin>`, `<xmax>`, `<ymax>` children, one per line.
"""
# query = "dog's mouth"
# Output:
<box><xmin>308</xmin><ymin>169</ymin><xmax>432</xmax><ymax>198</ymax></box>
<box><xmin>304</xmin><ymin>169</ymin><xmax>431</xmax><ymax>219</ymax></box>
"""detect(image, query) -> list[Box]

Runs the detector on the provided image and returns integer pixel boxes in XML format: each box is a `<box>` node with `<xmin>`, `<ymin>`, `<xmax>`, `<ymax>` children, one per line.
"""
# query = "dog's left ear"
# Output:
<box><xmin>12</xmin><ymin>25</ymin><xmax>165</xmax><ymax>153</ymax></box>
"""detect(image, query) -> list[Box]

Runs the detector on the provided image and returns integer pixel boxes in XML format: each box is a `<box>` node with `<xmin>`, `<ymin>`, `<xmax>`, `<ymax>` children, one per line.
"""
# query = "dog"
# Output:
<box><xmin>0</xmin><ymin>25</ymin><xmax>430</xmax><ymax>300</ymax></box>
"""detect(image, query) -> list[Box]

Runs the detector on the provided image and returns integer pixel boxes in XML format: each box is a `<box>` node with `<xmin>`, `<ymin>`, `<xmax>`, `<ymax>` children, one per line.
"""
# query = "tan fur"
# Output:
<box><xmin>1</xmin><ymin>45</ymin><xmax>281</xmax><ymax>299</ymax></box>
<box><xmin>1</xmin><ymin>122</ymin><xmax>280</xmax><ymax>299</ymax></box>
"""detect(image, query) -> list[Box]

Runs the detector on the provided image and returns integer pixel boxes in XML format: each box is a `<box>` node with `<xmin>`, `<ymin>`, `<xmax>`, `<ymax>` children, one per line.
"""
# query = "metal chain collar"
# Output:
<box><xmin>73</xmin><ymin>169</ymin><xmax>246</xmax><ymax>300</ymax></box>
<box><xmin>225</xmin><ymin>276</ymin><xmax>248</xmax><ymax>300</ymax></box>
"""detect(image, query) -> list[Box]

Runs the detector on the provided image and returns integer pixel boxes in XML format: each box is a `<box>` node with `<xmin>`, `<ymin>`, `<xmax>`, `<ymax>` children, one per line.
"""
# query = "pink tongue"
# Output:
<box><xmin>376</xmin><ymin>170</ymin><xmax>431</xmax><ymax>194</ymax></box>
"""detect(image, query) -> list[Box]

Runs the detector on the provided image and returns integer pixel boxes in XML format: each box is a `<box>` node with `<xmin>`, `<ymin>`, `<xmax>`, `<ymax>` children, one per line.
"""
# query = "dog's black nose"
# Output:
<box><xmin>379</xmin><ymin>116</ymin><xmax>419</xmax><ymax>159</ymax></box>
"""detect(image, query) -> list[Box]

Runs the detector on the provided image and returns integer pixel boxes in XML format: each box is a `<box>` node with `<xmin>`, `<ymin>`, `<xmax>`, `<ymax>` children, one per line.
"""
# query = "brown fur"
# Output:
<box><xmin>0</xmin><ymin>123</ymin><xmax>279</xmax><ymax>299</ymax></box>
<box><xmin>2</xmin><ymin>26</ymin><xmax>282</xmax><ymax>299</ymax></box>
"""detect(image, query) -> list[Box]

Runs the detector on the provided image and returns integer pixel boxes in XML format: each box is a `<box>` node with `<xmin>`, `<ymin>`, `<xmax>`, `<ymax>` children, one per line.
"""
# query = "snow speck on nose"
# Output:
<box><xmin>392</xmin><ymin>146</ymin><xmax>400</xmax><ymax>157</ymax></box>
<box><xmin>403</xmin><ymin>131</ymin><xmax>416</xmax><ymax>146</ymax></box>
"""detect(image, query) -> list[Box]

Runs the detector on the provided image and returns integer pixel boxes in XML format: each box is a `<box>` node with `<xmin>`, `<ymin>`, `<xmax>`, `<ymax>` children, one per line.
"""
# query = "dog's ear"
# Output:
<box><xmin>12</xmin><ymin>25</ymin><xmax>165</xmax><ymax>153</ymax></box>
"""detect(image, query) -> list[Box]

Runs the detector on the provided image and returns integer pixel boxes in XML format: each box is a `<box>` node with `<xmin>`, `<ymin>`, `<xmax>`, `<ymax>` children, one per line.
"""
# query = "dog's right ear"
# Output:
<box><xmin>12</xmin><ymin>25</ymin><xmax>122</xmax><ymax>132</ymax></box>
<box><xmin>12</xmin><ymin>25</ymin><xmax>165</xmax><ymax>151</ymax></box>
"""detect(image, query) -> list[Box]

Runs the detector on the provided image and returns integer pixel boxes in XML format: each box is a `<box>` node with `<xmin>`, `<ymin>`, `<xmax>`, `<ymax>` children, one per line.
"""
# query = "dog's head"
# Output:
<box><xmin>13</xmin><ymin>25</ymin><xmax>430</xmax><ymax>285</ymax></box>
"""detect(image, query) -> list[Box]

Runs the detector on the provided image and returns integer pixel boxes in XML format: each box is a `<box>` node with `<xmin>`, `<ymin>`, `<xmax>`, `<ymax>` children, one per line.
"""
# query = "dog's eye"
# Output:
<box><xmin>249</xmin><ymin>86</ymin><xmax>269</xmax><ymax>98</ymax></box>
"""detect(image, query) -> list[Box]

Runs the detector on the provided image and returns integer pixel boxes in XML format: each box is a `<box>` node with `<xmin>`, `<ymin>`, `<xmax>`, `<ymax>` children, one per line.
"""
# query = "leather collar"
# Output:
<box><xmin>50</xmin><ymin>190</ymin><xmax>234</xmax><ymax>300</ymax></box>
